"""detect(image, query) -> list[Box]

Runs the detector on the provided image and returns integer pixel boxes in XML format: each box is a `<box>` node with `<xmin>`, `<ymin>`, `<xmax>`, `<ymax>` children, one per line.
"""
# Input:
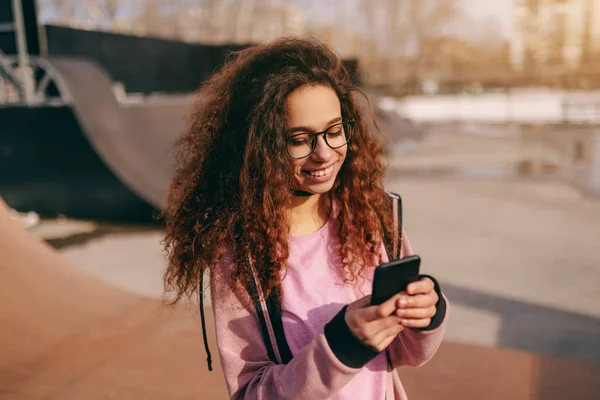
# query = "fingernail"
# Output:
<box><xmin>399</xmin><ymin>297</ymin><xmax>408</xmax><ymax>307</ymax></box>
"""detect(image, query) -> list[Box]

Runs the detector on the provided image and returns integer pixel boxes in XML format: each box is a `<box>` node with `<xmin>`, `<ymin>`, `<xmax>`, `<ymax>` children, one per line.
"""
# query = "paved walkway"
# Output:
<box><xmin>3</xmin><ymin>200</ymin><xmax>600</xmax><ymax>399</ymax></box>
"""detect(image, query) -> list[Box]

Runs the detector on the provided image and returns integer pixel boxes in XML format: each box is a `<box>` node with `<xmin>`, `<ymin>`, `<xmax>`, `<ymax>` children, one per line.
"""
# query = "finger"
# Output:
<box><xmin>400</xmin><ymin>317</ymin><xmax>432</xmax><ymax>329</ymax></box>
<box><xmin>347</xmin><ymin>304</ymin><xmax>397</xmax><ymax>329</ymax></box>
<box><xmin>406</xmin><ymin>277</ymin><xmax>434</xmax><ymax>295</ymax></box>
<box><xmin>368</xmin><ymin>324</ymin><xmax>404</xmax><ymax>352</ymax></box>
<box><xmin>354</xmin><ymin>295</ymin><xmax>371</xmax><ymax>308</ymax></box>
<box><xmin>351</xmin><ymin>314</ymin><xmax>402</xmax><ymax>339</ymax></box>
<box><xmin>374</xmin><ymin>292</ymin><xmax>405</xmax><ymax>319</ymax></box>
<box><xmin>396</xmin><ymin>292</ymin><xmax>439</xmax><ymax>309</ymax></box>
<box><xmin>354</xmin><ymin>292</ymin><xmax>403</xmax><ymax>323</ymax></box>
<box><xmin>356</xmin><ymin>313</ymin><xmax>402</xmax><ymax>338</ymax></box>
<box><xmin>395</xmin><ymin>305</ymin><xmax>437</xmax><ymax>319</ymax></box>
<box><xmin>362</xmin><ymin>315</ymin><xmax>403</xmax><ymax>338</ymax></box>
<box><xmin>347</xmin><ymin>295</ymin><xmax>372</xmax><ymax>311</ymax></box>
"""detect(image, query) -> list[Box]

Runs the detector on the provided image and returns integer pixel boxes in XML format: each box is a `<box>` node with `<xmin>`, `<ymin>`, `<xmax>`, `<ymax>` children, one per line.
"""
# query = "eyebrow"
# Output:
<box><xmin>289</xmin><ymin>116</ymin><xmax>343</xmax><ymax>134</ymax></box>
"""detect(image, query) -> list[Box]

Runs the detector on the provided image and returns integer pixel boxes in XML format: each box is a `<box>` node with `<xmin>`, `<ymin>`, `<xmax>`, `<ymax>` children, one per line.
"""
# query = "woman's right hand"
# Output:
<box><xmin>344</xmin><ymin>294</ymin><xmax>404</xmax><ymax>352</ymax></box>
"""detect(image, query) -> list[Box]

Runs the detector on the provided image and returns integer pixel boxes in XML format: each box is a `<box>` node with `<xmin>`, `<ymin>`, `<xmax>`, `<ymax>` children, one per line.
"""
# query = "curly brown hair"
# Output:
<box><xmin>162</xmin><ymin>37</ymin><xmax>394</xmax><ymax>305</ymax></box>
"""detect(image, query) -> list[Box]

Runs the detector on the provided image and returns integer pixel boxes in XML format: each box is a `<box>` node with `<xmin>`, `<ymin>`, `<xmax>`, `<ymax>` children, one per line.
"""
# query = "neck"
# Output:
<box><xmin>289</xmin><ymin>193</ymin><xmax>330</xmax><ymax>235</ymax></box>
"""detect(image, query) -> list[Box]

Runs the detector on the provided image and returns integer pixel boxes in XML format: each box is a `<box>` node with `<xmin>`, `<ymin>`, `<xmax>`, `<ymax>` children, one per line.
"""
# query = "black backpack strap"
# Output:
<box><xmin>199</xmin><ymin>259</ymin><xmax>280</xmax><ymax>371</ymax></box>
<box><xmin>199</xmin><ymin>273</ymin><xmax>213</xmax><ymax>371</ymax></box>
<box><xmin>247</xmin><ymin>271</ymin><xmax>279</xmax><ymax>363</ymax></box>
<box><xmin>383</xmin><ymin>191</ymin><xmax>403</xmax><ymax>260</ymax></box>
<box><xmin>266</xmin><ymin>287</ymin><xmax>293</xmax><ymax>364</ymax></box>
<box><xmin>382</xmin><ymin>192</ymin><xmax>403</xmax><ymax>378</ymax></box>
<box><xmin>251</xmin><ymin>191</ymin><xmax>403</xmax><ymax>366</ymax></box>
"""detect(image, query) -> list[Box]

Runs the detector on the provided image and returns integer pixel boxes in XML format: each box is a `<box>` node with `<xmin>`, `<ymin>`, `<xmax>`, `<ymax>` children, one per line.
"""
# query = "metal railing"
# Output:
<box><xmin>0</xmin><ymin>0</ymin><xmax>35</xmax><ymax>105</ymax></box>
<box><xmin>0</xmin><ymin>55</ymin><xmax>69</xmax><ymax>105</ymax></box>
<box><xmin>562</xmin><ymin>98</ymin><xmax>600</xmax><ymax>124</ymax></box>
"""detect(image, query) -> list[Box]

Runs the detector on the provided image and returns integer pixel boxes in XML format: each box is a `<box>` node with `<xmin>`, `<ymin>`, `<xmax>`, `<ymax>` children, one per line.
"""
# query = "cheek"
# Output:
<box><xmin>291</xmin><ymin>159</ymin><xmax>305</xmax><ymax>173</ymax></box>
<box><xmin>337</xmin><ymin>147</ymin><xmax>348</xmax><ymax>163</ymax></box>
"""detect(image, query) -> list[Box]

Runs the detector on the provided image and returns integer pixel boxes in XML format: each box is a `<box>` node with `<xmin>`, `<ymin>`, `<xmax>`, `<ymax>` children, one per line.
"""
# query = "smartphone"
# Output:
<box><xmin>370</xmin><ymin>255</ymin><xmax>421</xmax><ymax>306</ymax></box>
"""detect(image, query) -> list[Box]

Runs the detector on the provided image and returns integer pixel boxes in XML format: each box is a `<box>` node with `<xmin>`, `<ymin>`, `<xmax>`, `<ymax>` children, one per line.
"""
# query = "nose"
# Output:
<box><xmin>311</xmin><ymin>134</ymin><xmax>333</xmax><ymax>161</ymax></box>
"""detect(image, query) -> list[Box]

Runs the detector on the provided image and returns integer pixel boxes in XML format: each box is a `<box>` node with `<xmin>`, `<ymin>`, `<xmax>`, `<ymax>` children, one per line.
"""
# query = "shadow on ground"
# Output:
<box><xmin>45</xmin><ymin>224</ymin><xmax>162</xmax><ymax>249</ymax></box>
<box><xmin>443</xmin><ymin>283</ymin><xmax>600</xmax><ymax>363</ymax></box>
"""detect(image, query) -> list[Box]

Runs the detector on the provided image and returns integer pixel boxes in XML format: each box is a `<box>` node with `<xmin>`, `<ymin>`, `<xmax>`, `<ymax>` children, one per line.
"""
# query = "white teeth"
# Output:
<box><xmin>308</xmin><ymin>166</ymin><xmax>333</xmax><ymax>177</ymax></box>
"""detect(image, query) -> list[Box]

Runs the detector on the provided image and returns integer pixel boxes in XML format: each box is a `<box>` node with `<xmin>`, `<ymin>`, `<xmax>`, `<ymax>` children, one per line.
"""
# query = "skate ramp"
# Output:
<box><xmin>46</xmin><ymin>58</ymin><xmax>187</xmax><ymax>208</ymax></box>
<box><xmin>2</xmin><ymin>197</ymin><xmax>600</xmax><ymax>399</ymax></box>
<box><xmin>0</xmin><ymin>197</ymin><xmax>227</xmax><ymax>399</ymax></box>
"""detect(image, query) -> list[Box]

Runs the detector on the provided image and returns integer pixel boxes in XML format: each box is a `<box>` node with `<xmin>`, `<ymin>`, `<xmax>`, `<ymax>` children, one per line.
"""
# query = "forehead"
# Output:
<box><xmin>285</xmin><ymin>85</ymin><xmax>341</xmax><ymax>129</ymax></box>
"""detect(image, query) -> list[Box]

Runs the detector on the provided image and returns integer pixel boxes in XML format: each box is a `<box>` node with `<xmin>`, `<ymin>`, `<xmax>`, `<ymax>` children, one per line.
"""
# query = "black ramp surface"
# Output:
<box><xmin>0</xmin><ymin>105</ymin><xmax>155</xmax><ymax>221</ymax></box>
<box><xmin>47</xmin><ymin>58</ymin><xmax>188</xmax><ymax>208</ymax></box>
<box><xmin>45</xmin><ymin>25</ymin><xmax>248</xmax><ymax>93</ymax></box>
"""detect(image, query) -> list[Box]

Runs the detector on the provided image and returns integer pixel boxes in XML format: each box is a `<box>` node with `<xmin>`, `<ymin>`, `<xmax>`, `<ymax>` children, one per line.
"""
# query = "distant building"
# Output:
<box><xmin>511</xmin><ymin>0</ymin><xmax>600</xmax><ymax>74</ymax></box>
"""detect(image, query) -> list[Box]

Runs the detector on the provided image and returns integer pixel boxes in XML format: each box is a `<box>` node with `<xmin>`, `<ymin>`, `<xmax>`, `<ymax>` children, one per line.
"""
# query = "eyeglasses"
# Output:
<box><xmin>286</xmin><ymin>120</ymin><xmax>354</xmax><ymax>159</ymax></box>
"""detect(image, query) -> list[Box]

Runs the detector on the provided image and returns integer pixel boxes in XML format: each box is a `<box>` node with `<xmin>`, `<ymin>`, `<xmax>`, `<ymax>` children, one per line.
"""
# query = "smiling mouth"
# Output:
<box><xmin>302</xmin><ymin>165</ymin><xmax>334</xmax><ymax>178</ymax></box>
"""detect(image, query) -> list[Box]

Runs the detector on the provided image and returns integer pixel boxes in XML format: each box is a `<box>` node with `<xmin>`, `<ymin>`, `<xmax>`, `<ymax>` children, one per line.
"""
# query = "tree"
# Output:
<box><xmin>39</xmin><ymin>0</ymin><xmax>129</xmax><ymax>29</ymax></box>
<box><xmin>358</xmin><ymin>0</ymin><xmax>464</xmax><ymax>91</ymax></box>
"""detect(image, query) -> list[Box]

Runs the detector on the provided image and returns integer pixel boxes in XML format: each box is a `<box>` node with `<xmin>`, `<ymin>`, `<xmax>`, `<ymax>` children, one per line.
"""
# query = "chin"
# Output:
<box><xmin>296</xmin><ymin>179</ymin><xmax>337</xmax><ymax>195</ymax></box>
<box><xmin>307</xmin><ymin>185</ymin><xmax>334</xmax><ymax>195</ymax></box>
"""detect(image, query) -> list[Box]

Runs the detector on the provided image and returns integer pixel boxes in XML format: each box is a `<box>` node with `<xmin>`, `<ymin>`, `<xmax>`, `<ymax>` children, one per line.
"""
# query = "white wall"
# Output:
<box><xmin>382</xmin><ymin>90</ymin><xmax>600</xmax><ymax>123</ymax></box>
<box><xmin>590</xmin><ymin>130</ymin><xmax>600</xmax><ymax>195</ymax></box>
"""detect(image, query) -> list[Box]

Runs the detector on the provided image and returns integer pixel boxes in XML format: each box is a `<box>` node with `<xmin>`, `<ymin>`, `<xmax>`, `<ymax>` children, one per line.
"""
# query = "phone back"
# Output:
<box><xmin>371</xmin><ymin>255</ymin><xmax>421</xmax><ymax>305</ymax></box>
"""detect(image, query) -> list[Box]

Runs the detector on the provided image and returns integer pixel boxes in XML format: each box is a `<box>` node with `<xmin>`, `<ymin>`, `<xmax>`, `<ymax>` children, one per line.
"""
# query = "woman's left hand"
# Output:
<box><xmin>394</xmin><ymin>277</ymin><xmax>439</xmax><ymax>329</ymax></box>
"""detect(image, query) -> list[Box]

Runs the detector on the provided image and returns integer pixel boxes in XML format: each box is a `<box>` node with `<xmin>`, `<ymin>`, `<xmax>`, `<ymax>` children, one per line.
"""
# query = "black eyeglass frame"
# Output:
<box><xmin>285</xmin><ymin>120</ymin><xmax>354</xmax><ymax>159</ymax></box>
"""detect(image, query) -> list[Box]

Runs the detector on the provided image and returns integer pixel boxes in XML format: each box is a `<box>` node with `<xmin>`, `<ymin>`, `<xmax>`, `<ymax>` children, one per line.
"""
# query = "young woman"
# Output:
<box><xmin>163</xmin><ymin>38</ymin><xmax>448</xmax><ymax>399</ymax></box>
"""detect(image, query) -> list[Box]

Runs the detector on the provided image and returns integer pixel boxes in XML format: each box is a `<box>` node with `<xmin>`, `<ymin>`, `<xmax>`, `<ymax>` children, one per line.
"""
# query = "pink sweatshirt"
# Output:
<box><xmin>210</xmin><ymin>218</ymin><xmax>448</xmax><ymax>399</ymax></box>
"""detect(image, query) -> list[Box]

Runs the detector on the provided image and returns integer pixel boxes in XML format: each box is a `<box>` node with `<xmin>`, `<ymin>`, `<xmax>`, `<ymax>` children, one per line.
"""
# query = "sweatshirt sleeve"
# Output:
<box><xmin>210</xmin><ymin>256</ymin><xmax>364</xmax><ymax>399</ymax></box>
<box><xmin>387</xmin><ymin>230</ymin><xmax>449</xmax><ymax>368</ymax></box>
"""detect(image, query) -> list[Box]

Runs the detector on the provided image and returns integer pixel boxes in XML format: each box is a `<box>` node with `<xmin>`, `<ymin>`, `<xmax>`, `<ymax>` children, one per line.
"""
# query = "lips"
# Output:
<box><xmin>302</xmin><ymin>165</ymin><xmax>334</xmax><ymax>178</ymax></box>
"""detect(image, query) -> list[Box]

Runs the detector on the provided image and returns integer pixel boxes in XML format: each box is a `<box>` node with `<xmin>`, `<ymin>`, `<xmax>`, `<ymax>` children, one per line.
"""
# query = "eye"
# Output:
<box><xmin>289</xmin><ymin>133</ymin><xmax>312</xmax><ymax>146</ymax></box>
<box><xmin>327</xmin><ymin>126</ymin><xmax>344</xmax><ymax>137</ymax></box>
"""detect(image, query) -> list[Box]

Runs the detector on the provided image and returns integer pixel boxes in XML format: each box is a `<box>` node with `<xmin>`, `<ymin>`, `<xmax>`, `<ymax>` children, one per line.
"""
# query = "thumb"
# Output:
<box><xmin>348</xmin><ymin>294</ymin><xmax>372</xmax><ymax>311</ymax></box>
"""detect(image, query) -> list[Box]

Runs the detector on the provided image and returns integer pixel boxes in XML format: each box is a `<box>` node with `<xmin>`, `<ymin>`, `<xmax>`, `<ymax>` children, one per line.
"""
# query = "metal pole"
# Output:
<box><xmin>12</xmin><ymin>0</ymin><xmax>34</xmax><ymax>105</ymax></box>
<box><xmin>589</xmin><ymin>129</ymin><xmax>600</xmax><ymax>196</ymax></box>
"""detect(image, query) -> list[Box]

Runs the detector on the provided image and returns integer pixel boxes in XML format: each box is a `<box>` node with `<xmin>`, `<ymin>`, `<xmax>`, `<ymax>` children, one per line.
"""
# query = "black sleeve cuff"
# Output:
<box><xmin>414</xmin><ymin>274</ymin><xmax>447</xmax><ymax>331</ymax></box>
<box><xmin>324</xmin><ymin>305</ymin><xmax>381</xmax><ymax>368</ymax></box>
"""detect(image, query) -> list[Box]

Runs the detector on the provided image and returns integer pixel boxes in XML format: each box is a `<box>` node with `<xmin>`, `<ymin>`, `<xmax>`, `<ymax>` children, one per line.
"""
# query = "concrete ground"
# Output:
<box><xmin>30</xmin><ymin>127</ymin><xmax>600</xmax><ymax>365</ymax></box>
